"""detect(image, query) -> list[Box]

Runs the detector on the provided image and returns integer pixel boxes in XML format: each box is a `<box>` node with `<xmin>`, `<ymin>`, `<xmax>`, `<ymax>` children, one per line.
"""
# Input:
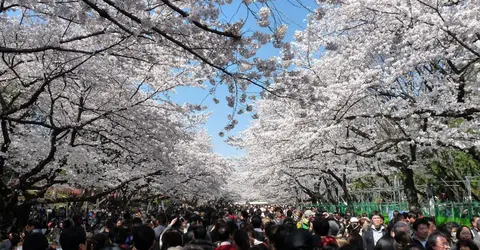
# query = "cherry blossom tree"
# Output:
<box><xmin>234</xmin><ymin>0</ymin><xmax>480</xmax><ymax>206</ymax></box>
<box><xmin>0</xmin><ymin>0</ymin><xmax>291</xmax><ymax>227</ymax></box>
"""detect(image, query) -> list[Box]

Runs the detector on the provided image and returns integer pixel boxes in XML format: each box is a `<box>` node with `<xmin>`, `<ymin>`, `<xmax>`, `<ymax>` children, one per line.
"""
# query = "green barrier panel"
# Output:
<box><xmin>298</xmin><ymin>202</ymin><xmax>480</xmax><ymax>226</ymax></box>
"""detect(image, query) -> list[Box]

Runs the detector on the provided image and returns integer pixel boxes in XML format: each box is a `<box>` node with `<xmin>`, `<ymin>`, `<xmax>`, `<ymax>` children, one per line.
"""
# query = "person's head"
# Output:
<box><xmin>227</xmin><ymin>220</ymin><xmax>239</xmax><ymax>236</ymax></box>
<box><xmin>161</xmin><ymin>230</ymin><xmax>183</xmax><ymax>250</ymax></box>
<box><xmin>312</xmin><ymin>217</ymin><xmax>330</xmax><ymax>237</ymax></box>
<box><xmin>395</xmin><ymin>230</ymin><xmax>412</xmax><ymax>249</ymax></box>
<box><xmin>393</xmin><ymin>210</ymin><xmax>400</xmax><ymax>218</ymax></box>
<box><xmin>25</xmin><ymin>219</ymin><xmax>39</xmax><ymax>233</ymax></box>
<box><xmin>8</xmin><ymin>232</ymin><xmax>20</xmax><ymax>246</ymax></box>
<box><xmin>302</xmin><ymin>210</ymin><xmax>314</xmax><ymax>220</ymax></box>
<box><xmin>23</xmin><ymin>233</ymin><xmax>49</xmax><ymax>250</ymax></box>
<box><xmin>274</xmin><ymin>208</ymin><xmax>283</xmax><ymax>218</ymax></box>
<box><xmin>251</xmin><ymin>216</ymin><xmax>262</xmax><ymax>229</ymax></box>
<box><xmin>234</xmin><ymin>230</ymin><xmax>251</xmax><ymax>250</ymax></box>
<box><xmin>133</xmin><ymin>225</ymin><xmax>155</xmax><ymax>250</ymax></box>
<box><xmin>190</xmin><ymin>214</ymin><xmax>202</xmax><ymax>226</ymax></box>
<box><xmin>286</xmin><ymin>210</ymin><xmax>293</xmax><ymax>218</ymax></box>
<box><xmin>457</xmin><ymin>226</ymin><xmax>474</xmax><ymax>241</ymax></box>
<box><xmin>112</xmin><ymin>226</ymin><xmax>129</xmax><ymax>245</ymax></box>
<box><xmin>157</xmin><ymin>213</ymin><xmax>167</xmax><ymax>226</ymax></box>
<box><xmin>285</xmin><ymin>229</ymin><xmax>313</xmax><ymax>250</ymax></box>
<box><xmin>426</xmin><ymin>231</ymin><xmax>449</xmax><ymax>250</ymax></box>
<box><xmin>86</xmin><ymin>234</ymin><xmax>108</xmax><ymax>250</ymax></box>
<box><xmin>269</xmin><ymin>225</ymin><xmax>289</xmax><ymax>250</ymax></box>
<box><xmin>471</xmin><ymin>217</ymin><xmax>480</xmax><ymax>229</ymax></box>
<box><xmin>408</xmin><ymin>212</ymin><xmax>418</xmax><ymax>224</ymax></box>
<box><xmin>191</xmin><ymin>225</ymin><xmax>207</xmax><ymax>240</ymax></box>
<box><xmin>105</xmin><ymin>219</ymin><xmax>115</xmax><ymax>231</ymax></box>
<box><xmin>132</xmin><ymin>217</ymin><xmax>143</xmax><ymax>228</ymax></box>
<box><xmin>347</xmin><ymin>231</ymin><xmax>362</xmax><ymax>247</ymax></box>
<box><xmin>60</xmin><ymin>226</ymin><xmax>87</xmax><ymax>250</ymax></box>
<box><xmin>427</xmin><ymin>217</ymin><xmax>437</xmax><ymax>234</ymax></box>
<box><xmin>391</xmin><ymin>221</ymin><xmax>409</xmax><ymax>238</ymax></box>
<box><xmin>438</xmin><ymin>222</ymin><xmax>459</xmax><ymax>243</ymax></box>
<box><xmin>413</xmin><ymin>218</ymin><xmax>430</xmax><ymax>241</ymax></box>
<box><xmin>457</xmin><ymin>239</ymin><xmax>480</xmax><ymax>250</ymax></box>
<box><xmin>371</xmin><ymin>212</ymin><xmax>384</xmax><ymax>228</ymax></box>
<box><xmin>241</xmin><ymin>210</ymin><xmax>249</xmax><ymax>221</ymax></box>
<box><xmin>217</xmin><ymin>225</ymin><xmax>231</xmax><ymax>242</ymax></box>
<box><xmin>406</xmin><ymin>245</ymin><xmax>424</xmax><ymax>250</ymax></box>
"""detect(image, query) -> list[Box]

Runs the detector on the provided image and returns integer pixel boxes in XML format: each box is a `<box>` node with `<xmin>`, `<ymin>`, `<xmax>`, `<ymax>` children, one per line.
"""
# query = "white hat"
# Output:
<box><xmin>304</xmin><ymin>210</ymin><xmax>315</xmax><ymax>218</ymax></box>
<box><xmin>350</xmin><ymin>217</ymin><xmax>359</xmax><ymax>223</ymax></box>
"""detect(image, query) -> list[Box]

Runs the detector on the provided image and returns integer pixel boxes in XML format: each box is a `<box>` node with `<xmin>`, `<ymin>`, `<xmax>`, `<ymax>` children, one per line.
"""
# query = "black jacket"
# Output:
<box><xmin>187</xmin><ymin>239</ymin><xmax>215</xmax><ymax>250</ymax></box>
<box><xmin>411</xmin><ymin>238</ymin><xmax>426</xmax><ymax>250</ymax></box>
<box><xmin>373</xmin><ymin>235</ymin><xmax>393</xmax><ymax>250</ymax></box>
<box><xmin>363</xmin><ymin>227</ymin><xmax>386</xmax><ymax>250</ymax></box>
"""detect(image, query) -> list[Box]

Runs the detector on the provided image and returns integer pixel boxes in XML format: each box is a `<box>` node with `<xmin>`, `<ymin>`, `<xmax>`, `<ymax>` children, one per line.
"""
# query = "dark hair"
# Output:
<box><xmin>87</xmin><ymin>234</ymin><xmax>108</xmax><ymax>250</ymax></box>
<box><xmin>471</xmin><ymin>216</ymin><xmax>479</xmax><ymax>224</ymax></box>
<box><xmin>312</xmin><ymin>217</ymin><xmax>329</xmax><ymax>236</ymax></box>
<box><xmin>287</xmin><ymin>210</ymin><xmax>293</xmax><ymax>218</ymax></box>
<box><xmin>285</xmin><ymin>229</ymin><xmax>313</xmax><ymax>250</ymax></box>
<box><xmin>234</xmin><ymin>230</ymin><xmax>250</xmax><ymax>250</ymax></box>
<box><xmin>23</xmin><ymin>233</ymin><xmax>49</xmax><ymax>250</ymax></box>
<box><xmin>426</xmin><ymin>217</ymin><xmax>435</xmax><ymax>226</ymax></box>
<box><xmin>60</xmin><ymin>226</ymin><xmax>87</xmax><ymax>250</ymax></box>
<box><xmin>191</xmin><ymin>225</ymin><xmax>207</xmax><ymax>240</ymax></box>
<box><xmin>437</xmin><ymin>222</ymin><xmax>458</xmax><ymax>237</ymax></box>
<box><xmin>394</xmin><ymin>231</ymin><xmax>411</xmax><ymax>249</ymax></box>
<box><xmin>457</xmin><ymin>239</ymin><xmax>480</xmax><ymax>250</ymax></box>
<box><xmin>157</xmin><ymin>213</ymin><xmax>167</xmax><ymax>225</ymax></box>
<box><xmin>251</xmin><ymin>216</ymin><xmax>262</xmax><ymax>229</ymax></box>
<box><xmin>9</xmin><ymin>233</ymin><xmax>21</xmax><ymax>250</ymax></box>
<box><xmin>106</xmin><ymin>219</ymin><xmax>115</xmax><ymax>230</ymax></box>
<box><xmin>217</xmin><ymin>225</ymin><xmax>231</xmax><ymax>242</ymax></box>
<box><xmin>241</xmin><ymin>210</ymin><xmax>249</xmax><ymax>219</ymax></box>
<box><xmin>270</xmin><ymin>225</ymin><xmax>289</xmax><ymax>250</ymax></box>
<box><xmin>408</xmin><ymin>212</ymin><xmax>418</xmax><ymax>220</ymax></box>
<box><xmin>456</xmin><ymin>225</ymin><xmax>474</xmax><ymax>240</ymax></box>
<box><xmin>112</xmin><ymin>226</ymin><xmax>129</xmax><ymax>245</ymax></box>
<box><xmin>347</xmin><ymin>232</ymin><xmax>363</xmax><ymax>249</ymax></box>
<box><xmin>26</xmin><ymin>219</ymin><xmax>40</xmax><ymax>228</ymax></box>
<box><xmin>190</xmin><ymin>214</ymin><xmax>202</xmax><ymax>225</ymax></box>
<box><xmin>405</xmin><ymin>245</ymin><xmax>423</xmax><ymax>250</ymax></box>
<box><xmin>266</xmin><ymin>224</ymin><xmax>279</xmax><ymax>241</ymax></box>
<box><xmin>283</xmin><ymin>220</ymin><xmax>296</xmax><ymax>233</ymax></box>
<box><xmin>133</xmin><ymin>225</ymin><xmax>155</xmax><ymax>250</ymax></box>
<box><xmin>425</xmin><ymin>231</ymin><xmax>446</xmax><ymax>250</ymax></box>
<box><xmin>132</xmin><ymin>217</ymin><xmax>143</xmax><ymax>228</ymax></box>
<box><xmin>161</xmin><ymin>230</ymin><xmax>183</xmax><ymax>250</ymax></box>
<box><xmin>274</xmin><ymin>207</ymin><xmax>283</xmax><ymax>214</ymax></box>
<box><xmin>412</xmin><ymin>218</ymin><xmax>429</xmax><ymax>231</ymax></box>
<box><xmin>370</xmin><ymin>212</ymin><xmax>384</xmax><ymax>221</ymax></box>
<box><xmin>227</xmin><ymin>220</ymin><xmax>239</xmax><ymax>236</ymax></box>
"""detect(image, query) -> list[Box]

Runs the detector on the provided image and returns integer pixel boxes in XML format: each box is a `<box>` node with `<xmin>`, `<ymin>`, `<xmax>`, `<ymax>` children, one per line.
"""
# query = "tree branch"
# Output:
<box><xmin>159</xmin><ymin>0</ymin><xmax>241</xmax><ymax>40</ymax></box>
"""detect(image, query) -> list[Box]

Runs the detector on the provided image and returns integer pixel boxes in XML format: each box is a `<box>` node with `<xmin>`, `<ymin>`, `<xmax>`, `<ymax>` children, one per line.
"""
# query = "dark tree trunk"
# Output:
<box><xmin>403</xmin><ymin>167</ymin><xmax>419</xmax><ymax>208</ymax></box>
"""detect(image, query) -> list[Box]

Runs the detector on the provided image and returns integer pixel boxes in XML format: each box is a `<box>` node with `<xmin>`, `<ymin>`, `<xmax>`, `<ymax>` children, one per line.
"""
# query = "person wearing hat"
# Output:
<box><xmin>297</xmin><ymin>210</ymin><xmax>315</xmax><ymax>230</ymax></box>
<box><xmin>345</xmin><ymin>217</ymin><xmax>361</xmax><ymax>238</ymax></box>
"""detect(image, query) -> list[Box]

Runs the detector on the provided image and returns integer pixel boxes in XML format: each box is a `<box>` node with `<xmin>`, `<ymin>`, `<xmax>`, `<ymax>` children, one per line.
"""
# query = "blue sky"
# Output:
<box><xmin>170</xmin><ymin>0</ymin><xmax>316</xmax><ymax>157</ymax></box>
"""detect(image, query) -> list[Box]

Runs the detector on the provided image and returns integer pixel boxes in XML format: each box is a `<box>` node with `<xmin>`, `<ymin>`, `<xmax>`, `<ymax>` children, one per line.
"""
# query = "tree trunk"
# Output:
<box><xmin>403</xmin><ymin>167</ymin><xmax>419</xmax><ymax>208</ymax></box>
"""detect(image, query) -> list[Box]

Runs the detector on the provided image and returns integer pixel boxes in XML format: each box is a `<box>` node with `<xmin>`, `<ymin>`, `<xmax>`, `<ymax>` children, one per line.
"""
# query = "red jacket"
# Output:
<box><xmin>215</xmin><ymin>244</ymin><xmax>236</xmax><ymax>250</ymax></box>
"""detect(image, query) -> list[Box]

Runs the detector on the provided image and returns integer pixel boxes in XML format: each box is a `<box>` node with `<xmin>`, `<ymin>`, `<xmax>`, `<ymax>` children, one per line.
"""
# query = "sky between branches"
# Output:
<box><xmin>169</xmin><ymin>0</ymin><xmax>316</xmax><ymax>156</ymax></box>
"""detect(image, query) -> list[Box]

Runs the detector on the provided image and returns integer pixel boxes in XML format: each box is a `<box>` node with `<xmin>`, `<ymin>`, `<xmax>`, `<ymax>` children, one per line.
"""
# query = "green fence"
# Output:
<box><xmin>299</xmin><ymin>202</ymin><xmax>480</xmax><ymax>226</ymax></box>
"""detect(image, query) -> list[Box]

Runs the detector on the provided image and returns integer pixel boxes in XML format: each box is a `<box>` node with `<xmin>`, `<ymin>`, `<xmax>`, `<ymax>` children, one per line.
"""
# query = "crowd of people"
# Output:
<box><xmin>1</xmin><ymin>205</ymin><xmax>480</xmax><ymax>250</ymax></box>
